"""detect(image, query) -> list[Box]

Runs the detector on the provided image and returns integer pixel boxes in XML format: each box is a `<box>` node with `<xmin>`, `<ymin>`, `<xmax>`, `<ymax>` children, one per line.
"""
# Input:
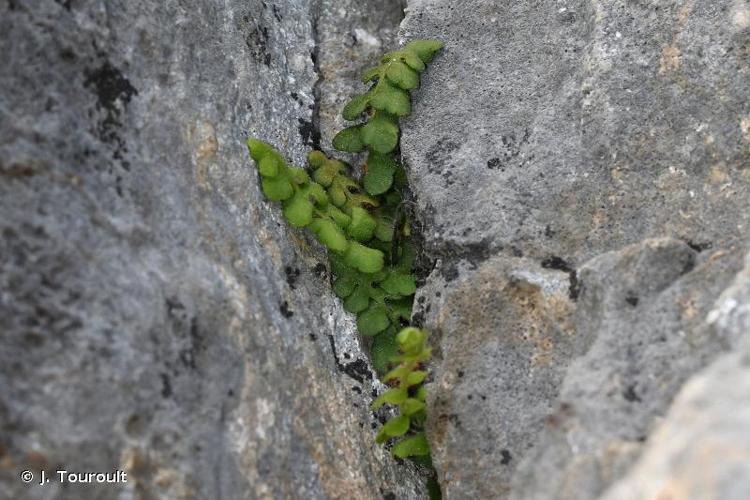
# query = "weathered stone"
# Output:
<box><xmin>401</xmin><ymin>0</ymin><xmax>750</xmax><ymax>266</ymax></box>
<box><xmin>0</xmin><ymin>1</ymin><xmax>423</xmax><ymax>499</ymax></box>
<box><xmin>415</xmin><ymin>238</ymin><xmax>744</xmax><ymax>499</ymax></box>
<box><xmin>508</xmin><ymin>239</ymin><xmax>742</xmax><ymax>500</ymax></box>
<box><xmin>401</xmin><ymin>1</ymin><xmax>750</xmax><ymax>497</ymax></box>
<box><xmin>4</xmin><ymin>0</ymin><xmax>750</xmax><ymax>498</ymax></box>
<box><xmin>416</xmin><ymin>256</ymin><xmax>576</xmax><ymax>498</ymax></box>
<box><xmin>602</xmin><ymin>253</ymin><xmax>750</xmax><ymax>500</ymax></box>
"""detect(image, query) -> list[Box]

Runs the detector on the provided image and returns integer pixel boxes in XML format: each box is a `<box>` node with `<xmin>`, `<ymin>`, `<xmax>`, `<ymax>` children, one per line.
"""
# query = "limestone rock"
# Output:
<box><xmin>508</xmin><ymin>239</ymin><xmax>742</xmax><ymax>500</ymax></box>
<box><xmin>414</xmin><ymin>238</ymin><xmax>744</xmax><ymax>499</ymax></box>
<box><xmin>401</xmin><ymin>0</ymin><xmax>750</xmax><ymax>265</ymax></box>
<box><xmin>401</xmin><ymin>0</ymin><xmax>750</xmax><ymax>497</ymax></box>
<box><xmin>602</xmin><ymin>253</ymin><xmax>750</xmax><ymax>500</ymax></box>
<box><xmin>0</xmin><ymin>1</ymin><xmax>423</xmax><ymax>499</ymax></box>
<box><xmin>416</xmin><ymin>256</ymin><xmax>576</xmax><ymax>498</ymax></box>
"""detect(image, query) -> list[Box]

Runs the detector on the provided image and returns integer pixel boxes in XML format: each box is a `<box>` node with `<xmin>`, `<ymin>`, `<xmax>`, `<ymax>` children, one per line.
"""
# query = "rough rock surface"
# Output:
<box><xmin>0</xmin><ymin>1</ymin><xmax>424</xmax><ymax>499</ymax></box>
<box><xmin>402</xmin><ymin>0</ymin><xmax>750</xmax><ymax>264</ymax></box>
<box><xmin>508</xmin><ymin>240</ymin><xmax>742</xmax><ymax>500</ymax></box>
<box><xmin>401</xmin><ymin>0</ymin><xmax>750</xmax><ymax>498</ymax></box>
<box><xmin>602</xmin><ymin>253</ymin><xmax>750</xmax><ymax>500</ymax></box>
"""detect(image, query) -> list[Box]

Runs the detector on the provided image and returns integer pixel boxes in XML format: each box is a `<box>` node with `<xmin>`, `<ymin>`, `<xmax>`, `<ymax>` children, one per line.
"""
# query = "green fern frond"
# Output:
<box><xmin>336</xmin><ymin>39</ymin><xmax>444</xmax><ymax>194</ymax></box>
<box><xmin>245</xmin><ymin>38</ymin><xmax>443</xmax><ymax>486</ymax></box>
<box><xmin>371</xmin><ymin>327</ymin><xmax>433</xmax><ymax>458</ymax></box>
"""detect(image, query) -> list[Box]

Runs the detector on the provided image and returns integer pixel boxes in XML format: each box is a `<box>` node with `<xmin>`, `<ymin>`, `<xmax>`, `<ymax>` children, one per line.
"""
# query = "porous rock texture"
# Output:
<box><xmin>603</xmin><ymin>253</ymin><xmax>750</xmax><ymax>500</ymax></box>
<box><xmin>401</xmin><ymin>0</ymin><xmax>750</xmax><ymax>498</ymax></box>
<box><xmin>0</xmin><ymin>1</ymin><xmax>425</xmax><ymax>499</ymax></box>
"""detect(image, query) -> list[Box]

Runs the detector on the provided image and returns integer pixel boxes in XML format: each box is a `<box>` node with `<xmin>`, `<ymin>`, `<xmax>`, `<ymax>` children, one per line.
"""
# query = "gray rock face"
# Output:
<box><xmin>602</xmin><ymin>253</ymin><xmax>750</xmax><ymax>500</ymax></box>
<box><xmin>416</xmin><ymin>237</ymin><xmax>744</xmax><ymax>499</ymax></box>
<box><xmin>508</xmin><ymin>239</ymin><xmax>742</xmax><ymax>500</ymax></box>
<box><xmin>416</xmin><ymin>256</ymin><xmax>577</xmax><ymax>498</ymax></box>
<box><xmin>0</xmin><ymin>1</ymin><xmax>423</xmax><ymax>499</ymax></box>
<box><xmin>402</xmin><ymin>0</ymin><xmax>750</xmax><ymax>264</ymax></box>
<box><xmin>401</xmin><ymin>0</ymin><xmax>750</xmax><ymax>498</ymax></box>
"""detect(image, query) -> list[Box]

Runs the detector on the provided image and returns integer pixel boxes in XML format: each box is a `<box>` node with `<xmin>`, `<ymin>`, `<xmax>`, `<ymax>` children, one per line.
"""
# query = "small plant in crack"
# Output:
<box><xmin>246</xmin><ymin>38</ymin><xmax>443</xmax><ymax>496</ymax></box>
<box><xmin>372</xmin><ymin>327</ymin><xmax>431</xmax><ymax>458</ymax></box>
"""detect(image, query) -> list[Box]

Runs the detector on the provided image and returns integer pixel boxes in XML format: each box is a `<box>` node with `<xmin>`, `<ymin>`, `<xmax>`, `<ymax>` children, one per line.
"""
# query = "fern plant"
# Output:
<box><xmin>246</xmin><ymin>38</ymin><xmax>442</xmax><ymax>480</ymax></box>
<box><xmin>333</xmin><ymin>39</ymin><xmax>443</xmax><ymax>196</ymax></box>
<box><xmin>247</xmin><ymin>142</ymin><xmax>419</xmax><ymax>365</ymax></box>
<box><xmin>371</xmin><ymin>327</ymin><xmax>432</xmax><ymax>458</ymax></box>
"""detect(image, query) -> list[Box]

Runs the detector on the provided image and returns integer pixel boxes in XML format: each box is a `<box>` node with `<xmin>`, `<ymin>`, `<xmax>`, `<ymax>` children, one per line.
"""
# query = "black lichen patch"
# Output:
<box><xmin>435</xmin><ymin>239</ymin><xmax>499</xmax><ymax>282</ymax></box>
<box><xmin>165</xmin><ymin>298</ymin><xmax>185</xmax><ymax>318</ymax></box>
<box><xmin>541</xmin><ymin>255</ymin><xmax>580</xmax><ymax>300</ymax></box>
<box><xmin>279</xmin><ymin>300</ymin><xmax>293</xmax><ymax>318</ymax></box>
<box><xmin>374</xmin><ymin>411</ymin><xmax>389</xmax><ymax>425</ymax></box>
<box><xmin>623</xmin><ymin>384</ymin><xmax>642</xmax><ymax>403</ymax></box>
<box><xmin>160</xmin><ymin>373</ymin><xmax>172</xmax><ymax>398</ymax></box>
<box><xmin>84</xmin><ymin>61</ymin><xmax>138</xmax><ymax>151</ymax></box>
<box><xmin>313</xmin><ymin>263</ymin><xmax>328</xmax><ymax>279</ymax></box>
<box><xmin>487</xmin><ymin>128</ymin><xmax>532</xmax><ymax>172</ymax></box>
<box><xmin>500</xmin><ymin>449</ymin><xmax>512</xmax><ymax>465</ymax></box>
<box><xmin>411</xmin><ymin>311</ymin><xmax>425</xmax><ymax>328</ymax></box>
<box><xmin>179</xmin><ymin>317</ymin><xmax>204</xmax><ymax>370</ymax></box>
<box><xmin>425</xmin><ymin>137</ymin><xmax>460</xmax><ymax>176</ymax></box>
<box><xmin>326</xmin><ymin>334</ymin><xmax>372</xmax><ymax>383</ymax></box>
<box><xmin>285</xmin><ymin>266</ymin><xmax>300</xmax><ymax>289</ymax></box>
<box><xmin>84</xmin><ymin>61</ymin><xmax>138</xmax><ymax>119</ymax></box>
<box><xmin>54</xmin><ymin>0</ymin><xmax>72</xmax><ymax>11</ymax></box>
<box><xmin>243</xmin><ymin>21</ymin><xmax>271</xmax><ymax>66</ymax></box>
<box><xmin>541</xmin><ymin>256</ymin><xmax>571</xmax><ymax>271</ymax></box>
<box><xmin>165</xmin><ymin>298</ymin><xmax>204</xmax><ymax>370</ymax></box>
<box><xmin>445</xmin><ymin>413</ymin><xmax>461</xmax><ymax>428</ymax></box>
<box><xmin>298</xmin><ymin>118</ymin><xmax>321</xmax><ymax>149</ymax></box>
<box><xmin>342</xmin><ymin>359</ymin><xmax>372</xmax><ymax>384</ymax></box>
<box><xmin>290</xmin><ymin>91</ymin><xmax>305</xmax><ymax>107</ymax></box>
<box><xmin>442</xmin><ymin>169</ymin><xmax>455</xmax><ymax>186</ymax></box>
<box><xmin>272</xmin><ymin>4</ymin><xmax>282</xmax><ymax>22</ymax></box>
